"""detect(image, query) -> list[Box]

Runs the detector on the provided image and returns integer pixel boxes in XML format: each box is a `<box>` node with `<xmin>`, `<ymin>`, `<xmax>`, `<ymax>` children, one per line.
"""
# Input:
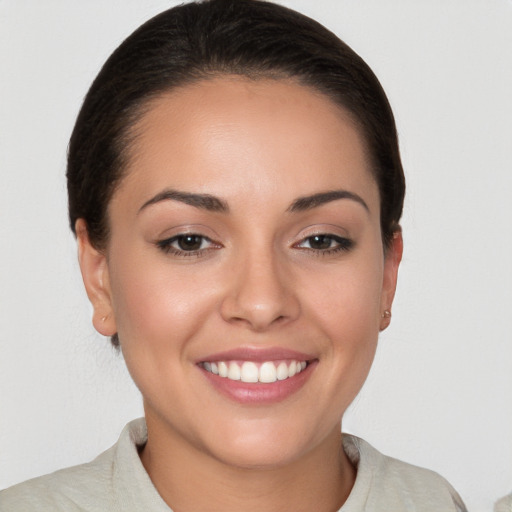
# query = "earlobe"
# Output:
<box><xmin>75</xmin><ymin>219</ymin><xmax>117</xmax><ymax>336</ymax></box>
<box><xmin>380</xmin><ymin>231</ymin><xmax>403</xmax><ymax>331</ymax></box>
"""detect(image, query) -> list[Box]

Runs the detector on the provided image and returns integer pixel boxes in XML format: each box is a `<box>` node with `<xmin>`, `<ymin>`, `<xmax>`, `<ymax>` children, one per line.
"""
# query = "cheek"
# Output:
<box><xmin>107</xmin><ymin>249</ymin><xmax>218</xmax><ymax>354</ymax></box>
<box><xmin>106</xmin><ymin>254</ymin><xmax>223</xmax><ymax>408</ymax></box>
<box><xmin>298</xmin><ymin>248</ymin><xmax>384</xmax><ymax>398</ymax></box>
<box><xmin>302</xmin><ymin>253</ymin><xmax>384</xmax><ymax>339</ymax></box>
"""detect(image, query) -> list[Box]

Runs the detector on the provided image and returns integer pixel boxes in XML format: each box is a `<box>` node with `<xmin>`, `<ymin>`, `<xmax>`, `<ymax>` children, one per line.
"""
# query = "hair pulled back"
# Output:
<box><xmin>67</xmin><ymin>0</ymin><xmax>405</xmax><ymax>345</ymax></box>
<box><xmin>68</xmin><ymin>0</ymin><xmax>404</xmax><ymax>246</ymax></box>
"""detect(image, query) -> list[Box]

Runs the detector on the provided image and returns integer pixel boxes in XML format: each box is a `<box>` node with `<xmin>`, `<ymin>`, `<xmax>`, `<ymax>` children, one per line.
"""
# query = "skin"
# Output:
<box><xmin>76</xmin><ymin>77</ymin><xmax>402</xmax><ymax>512</ymax></box>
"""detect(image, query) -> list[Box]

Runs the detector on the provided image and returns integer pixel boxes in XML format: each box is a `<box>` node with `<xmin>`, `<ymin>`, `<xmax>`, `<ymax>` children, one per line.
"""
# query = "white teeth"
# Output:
<box><xmin>202</xmin><ymin>359</ymin><xmax>308</xmax><ymax>383</ymax></box>
<box><xmin>240</xmin><ymin>362</ymin><xmax>259</xmax><ymax>383</ymax></box>
<box><xmin>259</xmin><ymin>362</ymin><xmax>277</xmax><ymax>383</ymax></box>
<box><xmin>228</xmin><ymin>361</ymin><xmax>241</xmax><ymax>380</ymax></box>
<box><xmin>218</xmin><ymin>361</ymin><xmax>228</xmax><ymax>377</ymax></box>
<box><xmin>276</xmin><ymin>361</ymin><xmax>288</xmax><ymax>381</ymax></box>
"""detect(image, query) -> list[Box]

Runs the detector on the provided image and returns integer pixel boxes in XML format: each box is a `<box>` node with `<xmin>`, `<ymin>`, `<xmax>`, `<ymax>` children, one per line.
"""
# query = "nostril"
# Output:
<box><xmin>219</xmin><ymin>267</ymin><xmax>301</xmax><ymax>330</ymax></box>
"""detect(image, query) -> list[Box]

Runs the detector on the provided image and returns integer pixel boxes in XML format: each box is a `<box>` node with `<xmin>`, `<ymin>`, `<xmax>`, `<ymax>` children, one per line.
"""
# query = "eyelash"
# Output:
<box><xmin>294</xmin><ymin>234</ymin><xmax>354</xmax><ymax>255</ymax></box>
<box><xmin>156</xmin><ymin>233</ymin><xmax>353</xmax><ymax>258</ymax></box>
<box><xmin>156</xmin><ymin>234</ymin><xmax>219</xmax><ymax>257</ymax></box>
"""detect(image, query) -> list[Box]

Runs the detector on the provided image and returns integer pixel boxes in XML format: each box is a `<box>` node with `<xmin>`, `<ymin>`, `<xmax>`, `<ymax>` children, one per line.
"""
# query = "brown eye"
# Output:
<box><xmin>157</xmin><ymin>233</ymin><xmax>218</xmax><ymax>255</ymax></box>
<box><xmin>308</xmin><ymin>235</ymin><xmax>334</xmax><ymax>250</ymax></box>
<box><xmin>296</xmin><ymin>234</ymin><xmax>354</xmax><ymax>253</ymax></box>
<box><xmin>177</xmin><ymin>235</ymin><xmax>204</xmax><ymax>251</ymax></box>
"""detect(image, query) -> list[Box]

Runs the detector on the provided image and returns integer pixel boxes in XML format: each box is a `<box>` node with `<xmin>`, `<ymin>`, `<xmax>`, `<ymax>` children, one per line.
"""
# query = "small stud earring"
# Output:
<box><xmin>101</xmin><ymin>315</ymin><xmax>108</xmax><ymax>322</ymax></box>
<box><xmin>382</xmin><ymin>310</ymin><xmax>391</xmax><ymax>319</ymax></box>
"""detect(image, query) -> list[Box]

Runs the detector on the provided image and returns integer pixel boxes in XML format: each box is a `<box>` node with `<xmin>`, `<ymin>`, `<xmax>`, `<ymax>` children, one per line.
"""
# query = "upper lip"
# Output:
<box><xmin>197</xmin><ymin>346</ymin><xmax>316</xmax><ymax>363</ymax></box>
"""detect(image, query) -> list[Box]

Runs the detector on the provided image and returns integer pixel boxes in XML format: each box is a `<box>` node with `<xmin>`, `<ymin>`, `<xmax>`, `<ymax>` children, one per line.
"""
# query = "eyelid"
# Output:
<box><xmin>157</xmin><ymin>233</ymin><xmax>212</xmax><ymax>248</ymax></box>
<box><xmin>294</xmin><ymin>234</ymin><xmax>353</xmax><ymax>252</ymax></box>
<box><xmin>154</xmin><ymin>225</ymin><xmax>223</xmax><ymax>258</ymax></box>
<box><xmin>290</xmin><ymin>224</ymin><xmax>355</xmax><ymax>255</ymax></box>
<box><xmin>291</xmin><ymin>223</ymin><xmax>350</xmax><ymax>242</ymax></box>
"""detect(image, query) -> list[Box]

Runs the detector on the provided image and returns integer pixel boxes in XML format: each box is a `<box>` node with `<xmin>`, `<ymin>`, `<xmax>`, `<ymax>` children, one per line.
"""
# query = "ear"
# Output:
<box><xmin>75</xmin><ymin>219</ymin><xmax>117</xmax><ymax>336</ymax></box>
<box><xmin>380</xmin><ymin>231</ymin><xmax>403</xmax><ymax>331</ymax></box>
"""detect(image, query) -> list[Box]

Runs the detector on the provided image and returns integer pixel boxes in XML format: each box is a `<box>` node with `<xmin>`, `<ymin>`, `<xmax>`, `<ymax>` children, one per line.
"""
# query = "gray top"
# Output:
<box><xmin>1</xmin><ymin>418</ymin><xmax>466</xmax><ymax>511</ymax></box>
<box><xmin>494</xmin><ymin>493</ymin><xmax>512</xmax><ymax>512</ymax></box>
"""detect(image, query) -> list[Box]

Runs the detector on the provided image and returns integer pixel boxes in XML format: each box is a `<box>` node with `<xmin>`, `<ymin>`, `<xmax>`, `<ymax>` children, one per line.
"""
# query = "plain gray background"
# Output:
<box><xmin>1</xmin><ymin>1</ymin><xmax>511</xmax><ymax>510</ymax></box>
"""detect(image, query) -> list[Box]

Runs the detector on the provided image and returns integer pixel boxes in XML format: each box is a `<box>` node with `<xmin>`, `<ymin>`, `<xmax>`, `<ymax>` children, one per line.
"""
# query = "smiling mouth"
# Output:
<box><xmin>200</xmin><ymin>360</ymin><xmax>309</xmax><ymax>383</ymax></box>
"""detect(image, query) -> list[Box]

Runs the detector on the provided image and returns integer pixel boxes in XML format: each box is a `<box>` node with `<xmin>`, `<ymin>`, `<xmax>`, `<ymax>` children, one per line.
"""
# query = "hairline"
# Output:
<box><xmin>87</xmin><ymin>65</ymin><xmax>387</xmax><ymax>253</ymax></box>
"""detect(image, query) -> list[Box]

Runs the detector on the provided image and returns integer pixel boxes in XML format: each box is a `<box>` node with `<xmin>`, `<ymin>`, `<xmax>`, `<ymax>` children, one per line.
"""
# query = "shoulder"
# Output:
<box><xmin>342</xmin><ymin>434</ymin><xmax>467</xmax><ymax>512</ymax></box>
<box><xmin>494</xmin><ymin>492</ymin><xmax>512</xmax><ymax>512</ymax></box>
<box><xmin>0</xmin><ymin>419</ymin><xmax>149</xmax><ymax>512</ymax></box>
<box><xmin>0</xmin><ymin>445</ymin><xmax>117</xmax><ymax>512</ymax></box>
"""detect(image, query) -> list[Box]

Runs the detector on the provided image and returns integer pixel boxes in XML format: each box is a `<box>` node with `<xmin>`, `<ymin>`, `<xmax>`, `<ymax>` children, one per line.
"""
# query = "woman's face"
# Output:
<box><xmin>79</xmin><ymin>77</ymin><xmax>401</xmax><ymax>469</ymax></box>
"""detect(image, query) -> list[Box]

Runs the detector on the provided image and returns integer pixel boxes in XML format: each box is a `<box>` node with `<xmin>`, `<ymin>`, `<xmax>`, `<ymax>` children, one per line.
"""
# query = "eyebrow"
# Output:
<box><xmin>287</xmin><ymin>190</ymin><xmax>369</xmax><ymax>213</ymax></box>
<box><xmin>138</xmin><ymin>189</ymin><xmax>229</xmax><ymax>214</ymax></box>
<box><xmin>138</xmin><ymin>187</ymin><xmax>368</xmax><ymax>215</ymax></box>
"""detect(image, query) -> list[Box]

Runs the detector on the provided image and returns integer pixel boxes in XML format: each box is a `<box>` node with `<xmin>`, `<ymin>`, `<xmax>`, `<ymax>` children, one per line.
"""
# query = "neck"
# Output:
<box><xmin>140</xmin><ymin>413</ymin><xmax>356</xmax><ymax>512</ymax></box>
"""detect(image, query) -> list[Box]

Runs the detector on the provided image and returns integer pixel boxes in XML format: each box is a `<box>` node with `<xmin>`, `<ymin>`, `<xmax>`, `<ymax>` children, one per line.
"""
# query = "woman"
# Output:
<box><xmin>1</xmin><ymin>0</ymin><xmax>467</xmax><ymax>510</ymax></box>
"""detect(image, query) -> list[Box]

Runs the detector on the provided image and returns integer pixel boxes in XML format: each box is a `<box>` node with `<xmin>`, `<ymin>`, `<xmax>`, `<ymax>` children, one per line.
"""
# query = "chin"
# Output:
<box><xmin>202</xmin><ymin>418</ymin><xmax>331</xmax><ymax>470</ymax></box>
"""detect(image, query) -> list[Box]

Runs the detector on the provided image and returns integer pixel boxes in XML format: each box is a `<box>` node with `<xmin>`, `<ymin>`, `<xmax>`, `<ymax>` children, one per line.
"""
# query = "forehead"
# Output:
<box><xmin>117</xmin><ymin>76</ymin><xmax>378</xmax><ymax>213</ymax></box>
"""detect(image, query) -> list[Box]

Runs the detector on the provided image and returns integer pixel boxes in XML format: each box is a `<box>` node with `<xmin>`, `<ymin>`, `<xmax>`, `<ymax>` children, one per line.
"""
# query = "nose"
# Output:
<box><xmin>220</xmin><ymin>248</ymin><xmax>300</xmax><ymax>332</ymax></box>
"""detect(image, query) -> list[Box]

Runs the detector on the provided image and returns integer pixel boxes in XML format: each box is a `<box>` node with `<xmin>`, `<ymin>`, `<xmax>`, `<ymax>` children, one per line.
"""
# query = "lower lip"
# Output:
<box><xmin>199</xmin><ymin>361</ymin><xmax>317</xmax><ymax>404</ymax></box>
